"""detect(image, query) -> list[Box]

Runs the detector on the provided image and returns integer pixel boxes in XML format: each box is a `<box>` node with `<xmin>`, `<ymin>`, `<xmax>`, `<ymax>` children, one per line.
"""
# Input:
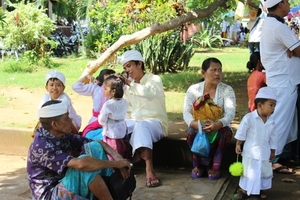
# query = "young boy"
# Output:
<box><xmin>38</xmin><ymin>70</ymin><xmax>81</xmax><ymax>133</ymax></box>
<box><xmin>235</xmin><ymin>87</ymin><xmax>277</xmax><ymax>199</ymax></box>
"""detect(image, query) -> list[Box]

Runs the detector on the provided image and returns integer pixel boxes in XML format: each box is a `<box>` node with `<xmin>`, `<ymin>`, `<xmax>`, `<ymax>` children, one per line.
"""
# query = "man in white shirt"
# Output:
<box><xmin>260</xmin><ymin>0</ymin><xmax>300</xmax><ymax>174</ymax></box>
<box><xmin>118</xmin><ymin>50</ymin><xmax>168</xmax><ymax>188</ymax></box>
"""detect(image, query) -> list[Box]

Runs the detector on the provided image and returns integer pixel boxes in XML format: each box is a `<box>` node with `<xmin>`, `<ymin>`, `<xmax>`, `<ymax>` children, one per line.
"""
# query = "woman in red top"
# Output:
<box><xmin>247</xmin><ymin>52</ymin><xmax>267</xmax><ymax>112</ymax></box>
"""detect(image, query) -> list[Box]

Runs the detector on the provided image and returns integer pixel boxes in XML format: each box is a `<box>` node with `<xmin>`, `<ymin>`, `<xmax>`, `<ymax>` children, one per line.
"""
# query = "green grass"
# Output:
<box><xmin>0</xmin><ymin>47</ymin><xmax>250</xmax><ymax>124</ymax></box>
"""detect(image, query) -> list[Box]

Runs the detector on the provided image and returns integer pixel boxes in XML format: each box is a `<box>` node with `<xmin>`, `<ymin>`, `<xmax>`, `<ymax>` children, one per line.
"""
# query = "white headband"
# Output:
<box><xmin>264</xmin><ymin>0</ymin><xmax>281</xmax><ymax>9</ymax></box>
<box><xmin>118</xmin><ymin>50</ymin><xmax>145</xmax><ymax>66</ymax></box>
<box><xmin>45</xmin><ymin>70</ymin><xmax>66</xmax><ymax>85</ymax></box>
<box><xmin>39</xmin><ymin>101</ymin><xmax>68</xmax><ymax>118</ymax></box>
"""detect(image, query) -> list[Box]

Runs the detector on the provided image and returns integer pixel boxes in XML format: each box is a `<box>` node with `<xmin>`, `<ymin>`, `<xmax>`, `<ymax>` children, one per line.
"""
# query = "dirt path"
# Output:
<box><xmin>0</xmin><ymin>86</ymin><xmax>242</xmax><ymax>132</ymax></box>
<box><xmin>0</xmin><ymin>87</ymin><xmax>92</xmax><ymax>130</ymax></box>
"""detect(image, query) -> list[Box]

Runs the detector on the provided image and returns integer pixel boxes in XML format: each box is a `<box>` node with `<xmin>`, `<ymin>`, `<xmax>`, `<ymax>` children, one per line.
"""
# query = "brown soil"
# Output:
<box><xmin>0</xmin><ymin>87</ymin><xmax>92</xmax><ymax>130</ymax></box>
<box><xmin>0</xmin><ymin>85</ymin><xmax>246</xmax><ymax>131</ymax></box>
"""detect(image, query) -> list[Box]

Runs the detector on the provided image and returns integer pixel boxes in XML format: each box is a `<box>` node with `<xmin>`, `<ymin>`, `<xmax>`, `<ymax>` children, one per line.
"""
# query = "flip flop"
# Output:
<box><xmin>273</xmin><ymin>166</ymin><xmax>295</xmax><ymax>174</ymax></box>
<box><xmin>191</xmin><ymin>167</ymin><xmax>204</xmax><ymax>178</ymax></box>
<box><xmin>208</xmin><ymin>170</ymin><xmax>221</xmax><ymax>180</ymax></box>
<box><xmin>146</xmin><ymin>176</ymin><xmax>160</xmax><ymax>188</ymax></box>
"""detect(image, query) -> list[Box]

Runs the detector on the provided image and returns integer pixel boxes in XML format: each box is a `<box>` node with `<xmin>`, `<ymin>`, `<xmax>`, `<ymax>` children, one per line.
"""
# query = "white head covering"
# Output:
<box><xmin>118</xmin><ymin>50</ymin><xmax>145</xmax><ymax>65</ymax></box>
<box><xmin>264</xmin><ymin>0</ymin><xmax>281</xmax><ymax>8</ymax></box>
<box><xmin>46</xmin><ymin>70</ymin><xmax>66</xmax><ymax>85</ymax></box>
<box><xmin>38</xmin><ymin>100</ymin><xmax>68</xmax><ymax>118</ymax></box>
<box><xmin>255</xmin><ymin>87</ymin><xmax>277</xmax><ymax>101</ymax></box>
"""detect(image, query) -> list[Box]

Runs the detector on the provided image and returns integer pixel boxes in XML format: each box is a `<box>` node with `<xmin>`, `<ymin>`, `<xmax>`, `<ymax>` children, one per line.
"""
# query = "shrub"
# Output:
<box><xmin>135</xmin><ymin>33</ymin><xmax>195</xmax><ymax>74</ymax></box>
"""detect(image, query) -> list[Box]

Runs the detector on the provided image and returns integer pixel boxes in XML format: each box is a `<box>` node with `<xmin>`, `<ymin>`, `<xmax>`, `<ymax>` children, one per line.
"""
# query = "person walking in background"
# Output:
<box><xmin>260</xmin><ymin>0</ymin><xmax>300</xmax><ymax>173</ymax></box>
<box><xmin>235</xmin><ymin>87</ymin><xmax>277</xmax><ymax>199</ymax></box>
<box><xmin>98</xmin><ymin>75</ymin><xmax>129</xmax><ymax>160</ymax></box>
<box><xmin>72</xmin><ymin>69</ymin><xmax>115</xmax><ymax>138</ymax></box>
<box><xmin>246</xmin><ymin>52</ymin><xmax>266</xmax><ymax>112</ymax></box>
<box><xmin>118</xmin><ymin>50</ymin><xmax>169</xmax><ymax>188</ymax></box>
<box><xmin>183</xmin><ymin>57</ymin><xmax>236</xmax><ymax>180</ymax></box>
<box><xmin>248</xmin><ymin>2</ymin><xmax>267</xmax><ymax>54</ymax></box>
<box><xmin>38</xmin><ymin>70</ymin><xmax>81</xmax><ymax>134</ymax></box>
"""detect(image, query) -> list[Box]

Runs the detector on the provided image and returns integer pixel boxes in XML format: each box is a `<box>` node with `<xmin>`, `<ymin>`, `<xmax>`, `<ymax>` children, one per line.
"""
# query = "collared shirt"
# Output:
<box><xmin>260</xmin><ymin>17</ymin><xmax>300</xmax><ymax>87</ymax></box>
<box><xmin>27</xmin><ymin>128</ymin><xmax>91</xmax><ymax>200</ymax></box>
<box><xmin>124</xmin><ymin>73</ymin><xmax>168</xmax><ymax>136</ymax></box>
<box><xmin>183</xmin><ymin>81</ymin><xmax>236</xmax><ymax>127</ymax></box>
<box><xmin>235</xmin><ymin>111</ymin><xmax>276</xmax><ymax>160</ymax></box>
<box><xmin>248</xmin><ymin>13</ymin><xmax>266</xmax><ymax>43</ymax></box>
<box><xmin>39</xmin><ymin>92</ymin><xmax>82</xmax><ymax>130</ymax></box>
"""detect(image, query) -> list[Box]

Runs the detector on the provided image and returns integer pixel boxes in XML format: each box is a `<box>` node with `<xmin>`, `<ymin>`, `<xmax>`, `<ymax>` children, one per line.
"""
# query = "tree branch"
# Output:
<box><xmin>81</xmin><ymin>0</ymin><xmax>229</xmax><ymax>77</ymax></box>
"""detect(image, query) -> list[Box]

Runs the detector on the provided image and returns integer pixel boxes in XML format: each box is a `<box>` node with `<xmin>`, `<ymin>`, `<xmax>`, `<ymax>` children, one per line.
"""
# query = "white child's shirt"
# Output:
<box><xmin>234</xmin><ymin>110</ymin><xmax>276</xmax><ymax>161</ymax></box>
<box><xmin>98</xmin><ymin>98</ymin><xmax>128</xmax><ymax>139</ymax></box>
<box><xmin>72</xmin><ymin>81</ymin><xmax>107</xmax><ymax>124</ymax></box>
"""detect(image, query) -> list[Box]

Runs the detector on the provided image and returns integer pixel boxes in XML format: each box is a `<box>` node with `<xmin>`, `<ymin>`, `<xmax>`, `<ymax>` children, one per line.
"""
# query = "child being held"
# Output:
<box><xmin>98</xmin><ymin>75</ymin><xmax>129</xmax><ymax>159</ymax></box>
<box><xmin>235</xmin><ymin>87</ymin><xmax>277</xmax><ymax>199</ymax></box>
<box><xmin>38</xmin><ymin>70</ymin><xmax>82</xmax><ymax>134</ymax></box>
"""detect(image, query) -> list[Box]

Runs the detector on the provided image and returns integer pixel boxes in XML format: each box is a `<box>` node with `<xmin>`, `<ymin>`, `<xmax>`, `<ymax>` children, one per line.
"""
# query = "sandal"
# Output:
<box><xmin>208</xmin><ymin>170</ymin><xmax>221</xmax><ymax>180</ymax></box>
<box><xmin>146</xmin><ymin>176</ymin><xmax>160</xmax><ymax>188</ymax></box>
<box><xmin>258</xmin><ymin>191</ymin><xmax>267</xmax><ymax>199</ymax></box>
<box><xmin>234</xmin><ymin>189</ymin><xmax>250</xmax><ymax>199</ymax></box>
<box><xmin>191</xmin><ymin>167</ymin><xmax>204</xmax><ymax>178</ymax></box>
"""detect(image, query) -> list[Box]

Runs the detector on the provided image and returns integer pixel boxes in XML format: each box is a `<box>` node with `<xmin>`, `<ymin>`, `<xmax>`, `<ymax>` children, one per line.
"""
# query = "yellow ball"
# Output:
<box><xmin>229</xmin><ymin>162</ymin><xmax>243</xmax><ymax>176</ymax></box>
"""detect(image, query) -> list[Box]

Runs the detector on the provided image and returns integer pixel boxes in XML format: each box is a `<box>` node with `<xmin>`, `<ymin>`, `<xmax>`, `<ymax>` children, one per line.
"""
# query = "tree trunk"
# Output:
<box><xmin>81</xmin><ymin>0</ymin><xmax>229</xmax><ymax>78</ymax></box>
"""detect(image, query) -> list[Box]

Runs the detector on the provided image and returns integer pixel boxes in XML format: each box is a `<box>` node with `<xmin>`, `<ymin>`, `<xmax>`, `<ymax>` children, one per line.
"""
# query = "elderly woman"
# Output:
<box><xmin>183</xmin><ymin>57</ymin><xmax>236</xmax><ymax>180</ymax></box>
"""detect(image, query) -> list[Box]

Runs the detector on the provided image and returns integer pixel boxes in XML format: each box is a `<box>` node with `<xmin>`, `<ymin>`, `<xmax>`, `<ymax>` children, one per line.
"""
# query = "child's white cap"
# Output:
<box><xmin>45</xmin><ymin>70</ymin><xmax>66</xmax><ymax>86</ymax></box>
<box><xmin>118</xmin><ymin>50</ymin><xmax>145</xmax><ymax>66</ymax></box>
<box><xmin>255</xmin><ymin>87</ymin><xmax>277</xmax><ymax>101</ymax></box>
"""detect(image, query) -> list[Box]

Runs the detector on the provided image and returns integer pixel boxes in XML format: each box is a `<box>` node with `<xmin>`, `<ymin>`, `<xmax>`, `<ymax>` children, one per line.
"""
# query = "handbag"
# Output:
<box><xmin>104</xmin><ymin>169</ymin><xmax>136</xmax><ymax>200</ymax></box>
<box><xmin>191</xmin><ymin>120</ymin><xmax>210</xmax><ymax>157</ymax></box>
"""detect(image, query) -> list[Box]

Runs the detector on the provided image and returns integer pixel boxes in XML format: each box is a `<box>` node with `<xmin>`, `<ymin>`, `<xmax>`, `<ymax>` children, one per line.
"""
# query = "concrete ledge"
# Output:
<box><xmin>0</xmin><ymin>128</ymin><xmax>32</xmax><ymax>156</ymax></box>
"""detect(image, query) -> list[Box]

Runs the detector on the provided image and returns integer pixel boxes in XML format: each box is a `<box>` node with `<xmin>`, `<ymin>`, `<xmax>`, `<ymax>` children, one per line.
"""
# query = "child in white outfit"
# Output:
<box><xmin>98</xmin><ymin>74</ymin><xmax>129</xmax><ymax>159</ymax></box>
<box><xmin>235</xmin><ymin>87</ymin><xmax>277</xmax><ymax>199</ymax></box>
<box><xmin>38</xmin><ymin>70</ymin><xmax>81</xmax><ymax>134</ymax></box>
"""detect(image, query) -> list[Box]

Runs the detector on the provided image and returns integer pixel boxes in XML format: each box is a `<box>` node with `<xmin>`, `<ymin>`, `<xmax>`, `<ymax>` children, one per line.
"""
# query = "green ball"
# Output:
<box><xmin>229</xmin><ymin>162</ymin><xmax>243</xmax><ymax>176</ymax></box>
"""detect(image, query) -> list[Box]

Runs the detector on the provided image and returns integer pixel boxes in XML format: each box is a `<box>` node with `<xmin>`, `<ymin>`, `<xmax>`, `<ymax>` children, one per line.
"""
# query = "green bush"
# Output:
<box><xmin>0</xmin><ymin>59</ymin><xmax>35</xmax><ymax>73</ymax></box>
<box><xmin>0</xmin><ymin>2</ymin><xmax>56</xmax><ymax>58</ymax></box>
<box><xmin>190</xmin><ymin>26</ymin><xmax>223</xmax><ymax>49</ymax></box>
<box><xmin>135</xmin><ymin>33</ymin><xmax>195</xmax><ymax>74</ymax></box>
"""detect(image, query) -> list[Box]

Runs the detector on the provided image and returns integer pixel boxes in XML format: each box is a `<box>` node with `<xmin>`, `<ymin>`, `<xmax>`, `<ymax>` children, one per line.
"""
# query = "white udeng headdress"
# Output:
<box><xmin>38</xmin><ymin>100</ymin><xmax>68</xmax><ymax>118</ymax></box>
<box><xmin>45</xmin><ymin>70</ymin><xmax>66</xmax><ymax>85</ymax></box>
<box><xmin>263</xmin><ymin>0</ymin><xmax>282</xmax><ymax>9</ymax></box>
<box><xmin>118</xmin><ymin>50</ymin><xmax>145</xmax><ymax>65</ymax></box>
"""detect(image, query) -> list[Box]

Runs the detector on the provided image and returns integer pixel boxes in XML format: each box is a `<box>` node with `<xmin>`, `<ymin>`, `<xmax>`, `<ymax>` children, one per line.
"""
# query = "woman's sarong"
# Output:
<box><xmin>187</xmin><ymin>93</ymin><xmax>232</xmax><ymax>170</ymax></box>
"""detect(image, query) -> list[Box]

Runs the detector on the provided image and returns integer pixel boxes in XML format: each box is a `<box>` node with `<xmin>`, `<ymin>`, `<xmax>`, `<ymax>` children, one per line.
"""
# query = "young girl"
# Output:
<box><xmin>38</xmin><ymin>70</ymin><xmax>82</xmax><ymax>134</ymax></box>
<box><xmin>98</xmin><ymin>75</ymin><xmax>129</xmax><ymax>159</ymax></box>
<box><xmin>72</xmin><ymin>69</ymin><xmax>116</xmax><ymax>124</ymax></box>
<box><xmin>72</xmin><ymin>69</ymin><xmax>115</xmax><ymax>137</ymax></box>
<box><xmin>246</xmin><ymin>52</ymin><xmax>266</xmax><ymax>112</ymax></box>
<box><xmin>235</xmin><ymin>87</ymin><xmax>277</xmax><ymax>199</ymax></box>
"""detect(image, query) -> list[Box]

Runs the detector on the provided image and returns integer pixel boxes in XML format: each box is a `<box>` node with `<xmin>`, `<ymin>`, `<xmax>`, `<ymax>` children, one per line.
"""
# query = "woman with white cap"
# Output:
<box><xmin>119</xmin><ymin>50</ymin><xmax>168</xmax><ymax>187</ymax></box>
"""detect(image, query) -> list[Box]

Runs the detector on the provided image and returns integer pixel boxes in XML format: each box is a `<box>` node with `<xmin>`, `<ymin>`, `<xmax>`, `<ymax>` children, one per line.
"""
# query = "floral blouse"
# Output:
<box><xmin>183</xmin><ymin>81</ymin><xmax>236</xmax><ymax>127</ymax></box>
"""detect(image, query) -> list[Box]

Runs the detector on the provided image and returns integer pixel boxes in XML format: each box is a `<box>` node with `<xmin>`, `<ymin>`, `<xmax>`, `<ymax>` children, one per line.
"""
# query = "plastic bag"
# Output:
<box><xmin>191</xmin><ymin>121</ymin><xmax>210</xmax><ymax>157</ymax></box>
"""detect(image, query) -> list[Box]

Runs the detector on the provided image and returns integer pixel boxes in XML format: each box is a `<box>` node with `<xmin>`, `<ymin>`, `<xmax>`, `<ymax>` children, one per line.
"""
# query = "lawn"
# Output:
<box><xmin>0</xmin><ymin>46</ymin><xmax>250</xmax><ymax>127</ymax></box>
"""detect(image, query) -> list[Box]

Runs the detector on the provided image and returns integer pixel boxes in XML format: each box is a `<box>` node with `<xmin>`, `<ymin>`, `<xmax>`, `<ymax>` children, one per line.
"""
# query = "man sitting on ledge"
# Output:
<box><xmin>27</xmin><ymin>100</ymin><xmax>131</xmax><ymax>200</ymax></box>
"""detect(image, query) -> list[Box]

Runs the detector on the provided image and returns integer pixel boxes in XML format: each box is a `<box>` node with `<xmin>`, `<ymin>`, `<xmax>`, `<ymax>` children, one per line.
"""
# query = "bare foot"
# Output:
<box><xmin>272</xmin><ymin>163</ymin><xmax>295</xmax><ymax>174</ymax></box>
